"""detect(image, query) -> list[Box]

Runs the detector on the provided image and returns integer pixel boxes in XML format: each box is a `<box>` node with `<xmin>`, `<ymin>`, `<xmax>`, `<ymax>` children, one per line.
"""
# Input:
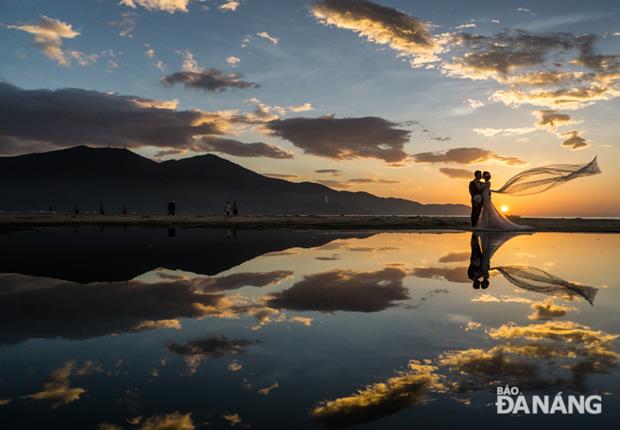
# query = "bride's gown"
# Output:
<box><xmin>475</xmin><ymin>182</ymin><xmax>531</xmax><ymax>231</ymax></box>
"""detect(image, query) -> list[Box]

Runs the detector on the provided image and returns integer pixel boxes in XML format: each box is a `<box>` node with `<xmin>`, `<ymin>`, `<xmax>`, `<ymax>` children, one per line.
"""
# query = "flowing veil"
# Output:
<box><xmin>492</xmin><ymin>157</ymin><xmax>601</xmax><ymax>196</ymax></box>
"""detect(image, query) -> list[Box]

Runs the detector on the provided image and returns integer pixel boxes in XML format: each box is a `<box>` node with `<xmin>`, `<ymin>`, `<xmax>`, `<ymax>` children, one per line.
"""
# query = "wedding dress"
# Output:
<box><xmin>475</xmin><ymin>182</ymin><xmax>532</xmax><ymax>231</ymax></box>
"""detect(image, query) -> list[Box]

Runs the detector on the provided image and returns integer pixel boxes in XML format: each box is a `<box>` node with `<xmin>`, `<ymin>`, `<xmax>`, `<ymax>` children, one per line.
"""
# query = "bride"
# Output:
<box><xmin>475</xmin><ymin>171</ymin><xmax>531</xmax><ymax>231</ymax></box>
<box><xmin>474</xmin><ymin>158</ymin><xmax>601</xmax><ymax>231</ymax></box>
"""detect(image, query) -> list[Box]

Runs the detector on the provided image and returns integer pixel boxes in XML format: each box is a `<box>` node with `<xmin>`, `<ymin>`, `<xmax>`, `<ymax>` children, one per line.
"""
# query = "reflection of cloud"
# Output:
<box><xmin>137</xmin><ymin>412</ymin><xmax>195</xmax><ymax>430</ymax></box>
<box><xmin>256</xmin><ymin>31</ymin><xmax>279</xmax><ymax>45</ymax></box>
<box><xmin>438</xmin><ymin>251</ymin><xmax>470</xmax><ymax>263</ymax></box>
<box><xmin>24</xmin><ymin>361</ymin><xmax>85</xmax><ymax>408</ymax></box>
<box><xmin>412</xmin><ymin>147</ymin><xmax>526</xmax><ymax>166</ymax></box>
<box><xmin>471</xmin><ymin>293</ymin><xmax>532</xmax><ymax>304</ymax></box>
<box><xmin>166</xmin><ymin>336</ymin><xmax>261</xmax><ymax>374</ymax></box>
<box><xmin>311</xmin><ymin>0</ymin><xmax>444</xmax><ymax>67</ymax></box>
<box><xmin>257</xmin><ymin>382</ymin><xmax>279</xmax><ymax>395</ymax></box>
<box><xmin>312</xmin><ymin>362</ymin><xmax>442</xmax><ymax>427</ymax></box>
<box><xmin>268</xmin><ymin>267</ymin><xmax>409</xmax><ymax>312</ymax></box>
<box><xmin>266</xmin><ymin>116</ymin><xmax>411</xmax><ymax>163</ymax></box>
<box><xmin>219</xmin><ymin>1</ymin><xmax>240</xmax><ymax>12</ymax></box>
<box><xmin>528</xmin><ymin>298</ymin><xmax>574</xmax><ymax>320</ymax></box>
<box><xmin>412</xmin><ymin>266</ymin><xmax>470</xmax><ymax>283</ymax></box>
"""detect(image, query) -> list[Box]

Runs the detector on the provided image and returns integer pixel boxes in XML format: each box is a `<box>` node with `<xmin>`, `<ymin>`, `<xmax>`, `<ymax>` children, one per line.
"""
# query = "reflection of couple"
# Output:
<box><xmin>466</xmin><ymin>232</ymin><xmax>598</xmax><ymax>304</ymax></box>
<box><xmin>467</xmin><ymin>158</ymin><xmax>601</xmax><ymax>231</ymax></box>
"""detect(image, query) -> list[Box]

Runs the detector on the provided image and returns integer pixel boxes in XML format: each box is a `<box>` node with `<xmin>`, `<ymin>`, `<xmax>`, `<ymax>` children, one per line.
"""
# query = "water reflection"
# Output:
<box><xmin>0</xmin><ymin>228</ymin><xmax>617</xmax><ymax>429</ymax></box>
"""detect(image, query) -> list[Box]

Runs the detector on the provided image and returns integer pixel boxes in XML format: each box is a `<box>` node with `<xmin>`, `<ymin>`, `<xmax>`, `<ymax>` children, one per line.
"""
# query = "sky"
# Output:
<box><xmin>1</xmin><ymin>0</ymin><xmax>619</xmax><ymax>216</ymax></box>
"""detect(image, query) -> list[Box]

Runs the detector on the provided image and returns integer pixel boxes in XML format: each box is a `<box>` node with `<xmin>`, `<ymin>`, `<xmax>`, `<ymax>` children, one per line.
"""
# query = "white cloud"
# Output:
<box><xmin>226</xmin><ymin>56</ymin><xmax>240</xmax><ymax>67</ymax></box>
<box><xmin>473</xmin><ymin>127</ymin><xmax>536</xmax><ymax>137</ymax></box>
<box><xmin>466</xmin><ymin>98</ymin><xmax>484</xmax><ymax>109</ymax></box>
<box><xmin>8</xmin><ymin>16</ymin><xmax>79</xmax><ymax>66</ymax></box>
<box><xmin>219</xmin><ymin>1</ymin><xmax>240</xmax><ymax>12</ymax></box>
<box><xmin>119</xmin><ymin>0</ymin><xmax>190</xmax><ymax>13</ymax></box>
<box><xmin>256</xmin><ymin>31</ymin><xmax>279</xmax><ymax>45</ymax></box>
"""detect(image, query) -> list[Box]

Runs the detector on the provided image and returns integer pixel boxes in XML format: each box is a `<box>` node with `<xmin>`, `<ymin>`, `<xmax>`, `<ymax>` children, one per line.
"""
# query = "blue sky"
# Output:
<box><xmin>1</xmin><ymin>0</ymin><xmax>619</xmax><ymax>215</ymax></box>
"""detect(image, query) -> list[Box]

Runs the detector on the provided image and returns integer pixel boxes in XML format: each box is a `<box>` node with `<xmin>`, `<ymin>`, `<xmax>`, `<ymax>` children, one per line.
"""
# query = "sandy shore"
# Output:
<box><xmin>1</xmin><ymin>214</ymin><xmax>619</xmax><ymax>232</ymax></box>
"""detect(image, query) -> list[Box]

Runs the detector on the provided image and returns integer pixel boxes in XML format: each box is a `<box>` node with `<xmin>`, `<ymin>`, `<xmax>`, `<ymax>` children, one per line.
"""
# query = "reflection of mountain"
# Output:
<box><xmin>0</xmin><ymin>146</ymin><xmax>469</xmax><ymax>215</ymax></box>
<box><xmin>0</xmin><ymin>270</ymin><xmax>288</xmax><ymax>345</ymax></box>
<box><xmin>0</xmin><ymin>228</ymin><xmax>370</xmax><ymax>283</ymax></box>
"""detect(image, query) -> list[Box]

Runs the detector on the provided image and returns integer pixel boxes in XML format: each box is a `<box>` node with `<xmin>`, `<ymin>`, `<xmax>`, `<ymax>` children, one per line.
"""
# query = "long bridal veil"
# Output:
<box><xmin>492</xmin><ymin>157</ymin><xmax>601</xmax><ymax>196</ymax></box>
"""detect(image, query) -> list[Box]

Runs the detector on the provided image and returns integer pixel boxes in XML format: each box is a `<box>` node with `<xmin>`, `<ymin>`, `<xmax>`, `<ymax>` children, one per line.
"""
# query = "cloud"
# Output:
<box><xmin>145</xmin><ymin>48</ymin><xmax>155</xmax><ymax>59</ymax></box>
<box><xmin>438</xmin><ymin>167</ymin><xmax>472</xmax><ymax>179</ymax></box>
<box><xmin>266</xmin><ymin>116</ymin><xmax>411</xmax><ymax>163</ymax></box>
<box><xmin>312</xmin><ymin>362</ymin><xmax>441</xmax><ymax>427</ymax></box>
<box><xmin>161</xmin><ymin>70</ymin><xmax>260</xmax><ymax>92</ymax></box>
<box><xmin>528</xmin><ymin>298</ymin><xmax>574</xmax><ymax>320</ymax></box>
<box><xmin>444</xmin><ymin>30</ymin><xmax>620</xmax><ymax>109</ymax></box>
<box><xmin>263</xmin><ymin>173</ymin><xmax>300</xmax><ymax>180</ymax></box>
<box><xmin>24</xmin><ymin>361</ymin><xmax>86</xmax><ymax>408</ymax></box>
<box><xmin>561</xmin><ymin>130</ymin><xmax>589</xmax><ymax>150</ymax></box>
<box><xmin>109</xmin><ymin>11</ymin><xmax>136</xmax><ymax>37</ymax></box>
<box><xmin>256</xmin><ymin>31</ymin><xmax>279</xmax><ymax>45</ymax></box>
<box><xmin>473</xmin><ymin>127</ymin><xmax>536</xmax><ymax>137</ymax></box>
<box><xmin>311</xmin><ymin>0</ymin><xmax>444</xmax><ymax>67</ymax></box>
<box><xmin>219</xmin><ymin>1</ymin><xmax>240</xmax><ymax>12</ymax></box>
<box><xmin>268</xmin><ymin>267</ymin><xmax>409</xmax><ymax>313</ymax></box>
<box><xmin>136</xmin><ymin>412</ymin><xmax>195</xmax><ymax>430</ymax></box>
<box><xmin>466</xmin><ymin>98</ymin><xmax>484</xmax><ymax>109</ymax></box>
<box><xmin>412</xmin><ymin>147</ymin><xmax>526</xmax><ymax>166</ymax></box>
<box><xmin>8</xmin><ymin>16</ymin><xmax>80</xmax><ymax>66</ymax></box>
<box><xmin>315</xmin><ymin>169</ymin><xmax>341</xmax><ymax>176</ymax></box>
<box><xmin>289</xmin><ymin>103</ymin><xmax>314</xmax><ymax>112</ymax></box>
<box><xmin>195</xmin><ymin>137</ymin><xmax>293</xmax><ymax>159</ymax></box>
<box><xmin>226</xmin><ymin>56</ymin><xmax>240</xmax><ymax>67</ymax></box>
<box><xmin>0</xmin><ymin>82</ymin><xmax>239</xmax><ymax>155</ymax></box>
<box><xmin>119</xmin><ymin>0</ymin><xmax>190</xmax><ymax>13</ymax></box>
<box><xmin>532</xmin><ymin>109</ymin><xmax>572</xmax><ymax>130</ymax></box>
<box><xmin>257</xmin><ymin>382</ymin><xmax>280</xmax><ymax>395</ymax></box>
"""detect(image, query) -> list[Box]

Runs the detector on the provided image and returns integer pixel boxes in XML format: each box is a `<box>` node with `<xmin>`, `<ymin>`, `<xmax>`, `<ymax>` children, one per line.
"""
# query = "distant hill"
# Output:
<box><xmin>0</xmin><ymin>146</ymin><xmax>469</xmax><ymax>215</ymax></box>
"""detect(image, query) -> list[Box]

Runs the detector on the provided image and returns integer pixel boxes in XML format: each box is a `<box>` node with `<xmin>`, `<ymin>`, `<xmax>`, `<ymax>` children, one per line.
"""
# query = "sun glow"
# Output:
<box><xmin>500</xmin><ymin>205</ymin><xmax>509</xmax><ymax>213</ymax></box>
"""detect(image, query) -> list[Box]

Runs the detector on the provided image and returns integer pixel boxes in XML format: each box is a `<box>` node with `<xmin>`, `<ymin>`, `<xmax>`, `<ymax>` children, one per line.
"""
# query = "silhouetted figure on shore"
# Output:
<box><xmin>232</xmin><ymin>201</ymin><xmax>239</xmax><ymax>216</ymax></box>
<box><xmin>225</xmin><ymin>201</ymin><xmax>232</xmax><ymax>216</ymax></box>
<box><xmin>167</xmin><ymin>200</ymin><xmax>176</xmax><ymax>216</ymax></box>
<box><xmin>99</xmin><ymin>203</ymin><xmax>105</xmax><ymax>215</ymax></box>
<box><xmin>469</xmin><ymin>170</ymin><xmax>483</xmax><ymax>227</ymax></box>
<box><xmin>73</xmin><ymin>203</ymin><xmax>80</xmax><ymax>215</ymax></box>
<box><xmin>122</xmin><ymin>205</ymin><xmax>128</xmax><ymax>215</ymax></box>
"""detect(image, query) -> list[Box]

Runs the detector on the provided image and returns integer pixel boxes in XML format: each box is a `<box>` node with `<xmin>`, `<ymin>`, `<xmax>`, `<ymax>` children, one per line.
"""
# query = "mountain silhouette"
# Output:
<box><xmin>0</xmin><ymin>146</ymin><xmax>468</xmax><ymax>214</ymax></box>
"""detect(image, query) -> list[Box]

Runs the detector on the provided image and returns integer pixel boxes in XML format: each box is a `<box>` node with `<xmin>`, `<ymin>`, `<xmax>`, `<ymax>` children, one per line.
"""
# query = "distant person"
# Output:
<box><xmin>122</xmin><ymin>205</ymin><xmax>128</xmax><ymax>215</ymax></box>
<box><xmin>73</xmin><ymin>203</ymin><xmax>80</xmax><ymax>215</ymax></box>
<box><xmin>232</xmin><ymin>201</ymin><xmax>239</xmax><ymax>216</ymax></box>
<box><xmin>224</xmin><ymin>201</ymin><xmax>232</xmax><ymax>217</ymax></box>
<box><xmin>168</xmin><ymin>200</ymin><xmax>176</xmax><ymax>216</ymax></box>
<box><xmin>99</xmin><ymin>203</ymin><xmax>105</xmax><ymax>215</ymax></box>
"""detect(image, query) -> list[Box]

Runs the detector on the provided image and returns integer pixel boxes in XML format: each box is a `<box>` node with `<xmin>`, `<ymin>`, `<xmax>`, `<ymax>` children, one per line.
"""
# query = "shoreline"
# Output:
<box><xmin>1</xmin><ymin>214</ymin><xmax>620</xmax><ymax>233</ymax></box>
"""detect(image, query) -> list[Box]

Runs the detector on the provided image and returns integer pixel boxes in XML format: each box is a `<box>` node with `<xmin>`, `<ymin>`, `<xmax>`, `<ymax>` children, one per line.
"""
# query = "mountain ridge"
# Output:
<box><xmin>0</xmin><ymin>146</ymin><xmax>469</xmax><ymax>215</ymax></box>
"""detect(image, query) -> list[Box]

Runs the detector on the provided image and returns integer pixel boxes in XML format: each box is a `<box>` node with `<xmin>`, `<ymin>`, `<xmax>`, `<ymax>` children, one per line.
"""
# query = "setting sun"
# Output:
<box><xmin>501</xmin><ymin>205</ymin><xmax>509</xmax><ymax>213</ymax></box>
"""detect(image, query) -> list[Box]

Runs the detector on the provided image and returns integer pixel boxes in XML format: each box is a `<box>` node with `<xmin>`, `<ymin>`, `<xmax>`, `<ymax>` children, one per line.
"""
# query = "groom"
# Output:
<box><xmin>469</xmin><ymin>170</ymin><xmax>483</xmax><ymax>227</ymax></box>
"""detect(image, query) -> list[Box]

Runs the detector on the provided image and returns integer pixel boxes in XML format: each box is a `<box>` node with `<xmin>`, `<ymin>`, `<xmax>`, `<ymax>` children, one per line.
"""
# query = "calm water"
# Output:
<box><xmin>0</xmin><ymin>228</ymin><xmax>619</xmax><ymax>429</ymax></box>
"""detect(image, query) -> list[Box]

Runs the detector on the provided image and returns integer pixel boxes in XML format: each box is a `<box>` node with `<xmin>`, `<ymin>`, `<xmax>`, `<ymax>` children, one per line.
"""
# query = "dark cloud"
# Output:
<box><xmin>411</xmin><ymin>267</ymin><xmax>471</xmax><ymax>283</ymax></box>
<box><xmin>315</xmin><ymin>169</ymin><xmax>342</xmax><ymax>176</ymax></box>
<box><xmin>430</xmin><ymin>136</ymin><xmax>451</xmax><ymax>142</ymax></box>
<box><xmin>561</xmin><ymin>131</ymin><xmax>589</xmax><ymax>150</ymax></box>
<box><xmin>165</xmin><ymin>336</ymin><xmax>261</xmax><ymax>358</ymax></box>
<box><xmin>268</xmin><ymin>267</ymin><xmax>409</xmax><ymax>312</ymax></box>
<box><xmin>413</xmin><ymin>147</ymin><xmax>526</xmax><ymax>166</ymax></box>
<box><xmin>161</xmin><ymin>69</ymin><xmax>259</xmax><ymax>92</ymax></box>
<box><xmin>533</xmin><ymin>109</ymin><xmax>571</xmax><ymax>130</ymax></box>
<box><xmin>438</xmin><ymin>167</ymin><xmax>472</xmax><ymax>179</ymax></box>
<box><xmin>195</xmin><ymin>137</ymin><xmax>293</xmax><ymax>159</ymax></box>
<box><xmin>0</xmin><ymin>82</ymin><xmax>217</xmax><ymax>154</ymax></box>
<box><xmin>311</xmin><ymin>0</ymin><xmax>442</xmax><ymax>67</ymax></box>
<box><xmin>266</xmin><ymin>116</ymin><xmax>411</xmax><ymax>163</ymax></box>
<box><xmin>437</xmin><ymin>251</ymin><xmax>470</xmax><ymax>263</ymax></box>
<box><xmin>158</xmin><ymin>270</ymin><xmax>293</xmax><ymax>293</ymax></box>
<box><xmin>348</xmin><ymin>178</ymin><xmax>399</xmax><ymax>184</ymax></box>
